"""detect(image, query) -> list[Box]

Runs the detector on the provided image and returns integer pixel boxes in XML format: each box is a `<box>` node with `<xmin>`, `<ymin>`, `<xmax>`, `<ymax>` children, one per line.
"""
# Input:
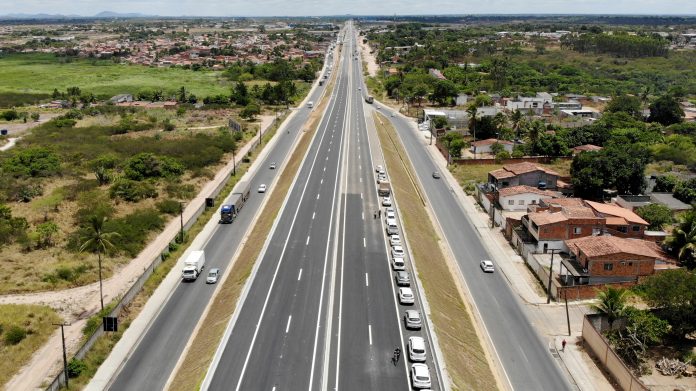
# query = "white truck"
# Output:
<box><xmin>182</xmin><ymin>250</ymin><xmax>206</xmax><ymax>281</ymax></box>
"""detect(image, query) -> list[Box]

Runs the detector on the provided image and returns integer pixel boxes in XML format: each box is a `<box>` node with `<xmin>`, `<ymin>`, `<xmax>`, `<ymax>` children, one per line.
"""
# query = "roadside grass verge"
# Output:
<box><xmin>374</xmin><ymin>112</ymin><xmax>499</xmax><ymax>391</ymax></box>
<box><xmin>169</xmin><ymin>78</ymin><xmax>337</xmax><ymax>391</ymax></box>
<box><xmin>55</xmin><ymin>114</ymin><xmax>290</xmax><ymax>389</ymax></box>
<box><xmin>0</xmin><ymin>304</ymin><xmax>62</xmax><ymax>388</ymax></box>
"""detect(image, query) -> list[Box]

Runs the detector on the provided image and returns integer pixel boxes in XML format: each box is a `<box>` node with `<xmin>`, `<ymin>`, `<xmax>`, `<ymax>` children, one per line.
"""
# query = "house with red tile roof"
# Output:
<box><xmin>585</xmin><ymin>200</ymin><xmax>648</xmax><ymax>239</ymax></box>
<box><xmin>470</xmin><ymin>138</ymin><xmax>514</xmax><ymax>155</ymax></box>
<box><xmin>488</xmin><ymin>162</ymin><xmax>560</xmax><ymax>191</ymax></box>
<box><xmin>497</xmin><ymin>185</ymin><xmax>560</xmax><ymax>211</ymax></box>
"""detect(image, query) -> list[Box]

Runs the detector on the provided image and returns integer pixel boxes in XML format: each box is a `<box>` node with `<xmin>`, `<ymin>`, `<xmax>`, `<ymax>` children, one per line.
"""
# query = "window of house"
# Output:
<box><xmin>603</xmin><ymin>263</ymin><xmax>613</xmax><ymax>271</ymax></box>
<box><xmin>617</xmin><ymin>226</ymin><xmax>628</xmax><ymax>233</ymax></box>
<box><xmin>502</xmin><ymin>181</ymin><xmax>509</xmax><ymax>187</ymax></box>
<box><xmin>518</xmin><ymin>200</ymin><xmax>525</xmax><ymax>205</ymax></box>
<box><xmin>574</xmin><ymin>227</ymin><xmax>582</xmax><ymax>234</ymax></box>
<box><xmin>508</xmin><ymin>200</ymin><xmax>514</xmax><ymax>205</ymax></box>
<box><xmin>628</xmin><ymin>262</ymin><xmax>633</xmax><ymax>266</ymax></box>
<box><xmin>632</xmin><ymin>225</ymin><xmax>641</xmax><ymax>232</ymax></box>
<box><xmin>531</xmin><ymin>200</ymin><xmax>537</xmax><ymax>204</ymax></box>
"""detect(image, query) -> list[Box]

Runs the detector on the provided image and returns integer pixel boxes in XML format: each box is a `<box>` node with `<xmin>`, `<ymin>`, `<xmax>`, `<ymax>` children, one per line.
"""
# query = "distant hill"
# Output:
<box><xmin>0</xmin><ymin>11</ymin><xmax>155</xmax><ymax>20</ymax></box>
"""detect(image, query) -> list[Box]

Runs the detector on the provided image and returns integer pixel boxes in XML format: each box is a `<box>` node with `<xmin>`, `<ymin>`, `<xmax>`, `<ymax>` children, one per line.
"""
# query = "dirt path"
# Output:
<box><xmin>3</xmin><ymin>114</ymin><xmax>276</xmax><ymax>391</ymax></box>
<box><xmin>358</xmin><ymin>38</ymin><xmax>379</xmax><ymax>77</ymax></box>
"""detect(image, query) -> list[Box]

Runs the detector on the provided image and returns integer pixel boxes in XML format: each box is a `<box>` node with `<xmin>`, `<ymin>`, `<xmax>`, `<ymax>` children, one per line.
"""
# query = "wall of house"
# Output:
<box><xmin>500</xmin><ymin>193</ymin><xmax>545</xmax><ymax>211</ymax></box>
<box><xmin>534</xmin><ymin>239</ymin><xmax>567</xmax><ymax>254</ymax></box>
<box><xmin>517</xmin><ymin>171</ymin><xmax>558</xmax><ymax>188</ymax></box>
<box><xmin>582</xmin><ymin>253</ymin><xmax>655</xmax><ymax>278</ymax></box>
<box><xmin>605</xmin><ymin>224</ymin><xmax>646</xmax><ymax>239</ymax></box>
<box><xmin>535</xmin><ymin>219</ymin><xmax>603</xmax><ymax>241</ymax></box>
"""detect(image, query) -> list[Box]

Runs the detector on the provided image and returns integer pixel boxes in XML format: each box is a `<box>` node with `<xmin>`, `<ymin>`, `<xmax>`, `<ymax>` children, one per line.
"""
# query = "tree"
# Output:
<box><xmin>673</xmin><ymin>178</ymin><xmax>696</xmax><ymax>205</ymax></box>
<box><xmin>665</xmin><ymin>208</ymin><xmax>696</xmax><ymax>269</ymax></box>
<box><xmin>35</xmin><ymin>221</ymin><xmax>59</xmax><ymax>248</ymax></box>
<box><xmin>177</xmin><ymin>86</ymin><xmax>187</xmax><ymax>103</ymax></box>
<box><xmin>605</xmin><ymin>95</ymin><xmax>643</xmax><ymax>119</ymax></box>
<box><xmin>510</xmin><ymin>109</ymin><xmax>524</xmax><ymax>141</ymax></box>
<box><xmin>640</xmin><ymin>269</ymin><xmax>696</xmax><ymax>339</ymax></box>
<box><xmin>430</xmin><ymin>79</ymin><xmax>457</xmax><ymax>106</ymax></box>
<box><xmin>591</xmin><ymin>286</ymin><xmax>630</xmax><ymax>329</ymax></box>
<box><xmin>652</xmin><ymin>174</ymin><xmax>679</xmax><ymax>193</ymax></box>
<box><xmin>241</xmin><ymin>102</ymin><xmax>260</xmax><ymax>120</ymax></box>
<box><xmin>635</xmin><ymin>203</ymin><xmax>673</xmax><ymax>230</ymax></box>
<box><xmin>649</xmin><ymin>95</ymin><xmax>684</xmax><ymax>126</ymax></box>
<box><xmin>80</xmin><ymin>215</ymin><xmax>120</xmax><ymax>311</ymax></box>
<box><xmin>466</xmin><ymin>103</ymin><xmax>479</xmax><ymax>140</ymax></box>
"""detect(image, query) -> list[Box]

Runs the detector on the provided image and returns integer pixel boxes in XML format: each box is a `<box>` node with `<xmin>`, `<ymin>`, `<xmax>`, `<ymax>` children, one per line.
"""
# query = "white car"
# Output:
<box><xmin>404</xmin><ymin>310</ymin><xmax>422</xmax><ymax>329</ymax></box>
<box><xmin>258</xmin><ymin>184</ymin><xmax>267</xmax><ymax>193</ymax></box>
<box><xmin>411</xmin><ymin>363</ymin><xmax>432</xmax><ymax>388</ymax></box>
<box><xmin>206</xmin><ymin>268</ymin><xmax>220</xmax><ymax>284</ymax></box>
<box><xmin>408</xmin><ymin>336</ymin><xmax>427</xmax><ymax>362</ymax></box>
<box><xmin>386</xmin><ymin>210</ymin><xmax>396</xmax><ymax>219</ymax></box>
<box><xmin>382</xmin><ymin>197</ymin><xmax>392</xmax><ymax>207</ymax></box>
<box><xmin>389</xmin><ymin>234</ymin><xmax>402</xmax><ymax>246</ymax></box>
<box><xmin>398</xmin><ymin>287</ymin><xmax>415</xmax><ymax>305</ymax></box>
<box><xmin>480</xmin><ymin>260</ymin><xmax>494</xmax><ymax>273</ymax></box>
<box><xmin>392</xmin><ymin>257</ymin><xmax>405</xmax><ymax>271</ymax></box>
<box><xmin>269</xmin><ymin>162</ymin><xmax>276</xmax><ymax>169</ymax></box>
<box><xmin>391</xmin><ymin>245</ymin><xmax>404</xmax><ymax>258</ymax></box>
<box><xmin>375</xmin><ymin>165</ymin><xmax>383</xmax><ymax>173</ymax></box>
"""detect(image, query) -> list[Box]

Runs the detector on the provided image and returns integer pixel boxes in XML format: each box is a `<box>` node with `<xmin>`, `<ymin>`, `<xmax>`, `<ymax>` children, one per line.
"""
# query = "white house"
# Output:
<box><xmin>497</xmin><ymin>185</ymin><xmax>560</xmax><ymax>211</ymax></box>
<box><xmin>470</xmin><ymin>138</ymin><xmax>513</xmax><ymax>155</ymax></box>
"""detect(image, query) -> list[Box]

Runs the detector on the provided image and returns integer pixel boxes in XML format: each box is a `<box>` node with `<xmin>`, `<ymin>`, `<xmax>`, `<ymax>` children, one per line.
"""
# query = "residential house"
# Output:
<box><xmin>429</xmin><ymin>68</ymin><xmax>446</xmax><ymax>80</ymax></box>
<box><xmin>571</xmin><ymin>144</ymin><xmax>602</xmax><ymax>155</ymax></box>
<box><xmin>585</xmin><ymin>201</ymin><xmax>648</xmax><ymax>239</ymax></box>
<box><xmin>488</xmin><ymin>162</ymin><xmax>560</xmax><ymax>191</ymax></box>
<box><xmin>518</xmin><ymin>198</ymin><xmax>605</xmax><ymax>253</ymax></box>
<box><xmin>109</xmin><ymin>94</ymin><xmax>133</xmax><ymax>104</ymax></box>
<box><xmin>470</xmin><ymin>138</ymin><xmax>513</xmax><ymax>155</ymax></box>
<box><xmin>506</xmin><ymin>92</ymin><xmax>554</xmax><ymax>115</ymax></box>
<box><xmin>498</xmin><ymin>185</ymin><xmax>560</xmax><ymax>212</ymax></box>
<box><xmin>559</xmin><ymin>235</ymin><xmax>672</xmax><ymax>299</ymax></box>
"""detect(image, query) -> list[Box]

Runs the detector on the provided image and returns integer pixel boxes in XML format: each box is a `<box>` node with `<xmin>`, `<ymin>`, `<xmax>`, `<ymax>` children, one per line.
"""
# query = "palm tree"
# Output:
<box><xmin>591</xmin><ymin>286</ymin><xmax>630</xmax><ymax>329</ymax></box>
<box><xmin>466</xmin><ymin>103</ymin><xmax>479</xmax><ymax>142</ymax></box>
<box><xmin>80</xmin><ymin>215</ymin><xmax>120</xmax><ymax>311</ymax></box>
<box><xmin>666</xmin><ymin>208</ymin><xmax>696</xmax><ymax>268</ymax></box>
<box><xmin>510</xmin><ymin>109</ymin><xmax>524</xmax><ymax>142</ymax></box>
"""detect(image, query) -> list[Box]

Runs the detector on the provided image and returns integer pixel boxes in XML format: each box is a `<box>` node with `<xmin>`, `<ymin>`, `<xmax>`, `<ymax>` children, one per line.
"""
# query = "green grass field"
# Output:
<box><xmin>0</xmin><ymin>53</ymin><xmax>232</xmax><ymax>99</ymax></box>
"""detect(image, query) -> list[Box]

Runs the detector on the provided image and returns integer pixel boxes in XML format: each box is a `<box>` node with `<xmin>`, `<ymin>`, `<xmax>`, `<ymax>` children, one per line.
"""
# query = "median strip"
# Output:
<box><xmin>373</xmin><ymin>112</ymin><xmax>499</xmax><ymax>391</ymax></box>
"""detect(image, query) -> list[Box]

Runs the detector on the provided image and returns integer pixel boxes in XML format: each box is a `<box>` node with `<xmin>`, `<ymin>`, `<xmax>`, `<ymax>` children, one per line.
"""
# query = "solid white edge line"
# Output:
<box><xmin>368</xmin><ymin>324</ymin><xmax>373</xmax><ymax>346</ymax></box>
<box><xmin>298</xmin><ymin>268</ymin><xmax>303</xmax><ymax>281</ymax></box>
<box><xmin>365</xmin><ymin>273</ymin><xmax>369</xmax><ymax>287</ymax></box>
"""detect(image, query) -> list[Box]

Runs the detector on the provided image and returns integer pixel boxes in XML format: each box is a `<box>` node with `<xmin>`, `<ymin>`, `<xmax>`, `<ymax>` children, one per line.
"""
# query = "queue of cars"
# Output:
<box><xmin>377</xmin><ymin>164</ymin><xmax>433</xmax><ymax>390</ymax></box>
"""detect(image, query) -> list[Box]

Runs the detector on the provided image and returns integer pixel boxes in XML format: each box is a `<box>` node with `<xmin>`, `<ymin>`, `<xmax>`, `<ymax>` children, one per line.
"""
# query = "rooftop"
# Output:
<box><xmin>585</xmin><ymin>200</ymin><xmax>649</xmax><ymax>226</ymax></box>
<box><xmin>472</xmin><ymin>138</ymin><xmax>514</xmax><ymax>147</ymax></box>
<box><xmin>566</xmin><ymin>235</ymin><xmax>664</xmax><ymax>260</ymax></box>
<box><xmin>498</xmin><ymin>185</ymin><xmax>559</xmax><ymax>198</ymax></box>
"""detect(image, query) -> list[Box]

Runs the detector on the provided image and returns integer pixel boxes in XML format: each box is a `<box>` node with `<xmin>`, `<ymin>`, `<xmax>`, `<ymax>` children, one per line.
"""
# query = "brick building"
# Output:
<box><xmin>488</xmin><ymin>162</ymin><xmax>560</xmax><ymax>191</ymax></box>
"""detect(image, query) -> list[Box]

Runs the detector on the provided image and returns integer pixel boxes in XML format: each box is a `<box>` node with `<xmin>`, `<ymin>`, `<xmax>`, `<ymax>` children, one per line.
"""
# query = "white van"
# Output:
<box><xmin>307</xmin><ymin>101</ymin><xmax>314</xmax><ymax>108</ymax></box>
<box><xmin>386</xmin><ymin>218</ymin><xmax>398</xmax><ymax>235</ymax></box>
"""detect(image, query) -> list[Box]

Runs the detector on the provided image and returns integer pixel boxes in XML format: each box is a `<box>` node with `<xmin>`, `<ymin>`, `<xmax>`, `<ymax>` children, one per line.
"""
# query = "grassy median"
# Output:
<box><xmin>169</xmin><ymin>69</ymin><xmax>338</xmax><ymax>391</ymax></box>
<box><xmin>374</xmin><ymin>113</ymin><xmax>499</xmax><ymax>391</ymax></box>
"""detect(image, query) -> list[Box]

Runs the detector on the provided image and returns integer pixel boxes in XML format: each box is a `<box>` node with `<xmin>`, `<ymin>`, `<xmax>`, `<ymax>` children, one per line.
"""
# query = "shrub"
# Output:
<box><xmin>67</xmin><ymin>358</ymin><xmax>87</xmax><ymax>378</ymax></box>
<box><xmin>2</xmin><ymin>147</ymin><xmax>61</xmax><ymax>178</ymax></box>
<box><xmin>109</xmin><ymin>179</ymin><xmax>158</xmax><ymax>202</ymax></box>
<box><xmin>165</xmin><ymin>182</ymin><xmax>195</xmax><ymax>199</ymax></box>
<box><xmin>54</xmin><ymin>118</ymin><xmax>77</xmax><ymax>128</ymax></box>
<box><xmin>495</xmin><ymin>151</ymin><xmax>511</xmax><ymax>162</ymax></box>
<box><xmin>4</xmin><ymin>325</ymin><xmax>27</xmax><ymax>345</ymax></box>
<box><xmin>123</xmin><ymin>153</ymin><xmax>184</xmax><ymax>181</ymax></box>
<box><xmin>55</xmin><ymin>266</ymin><xmax>74</xmax><ymax>281</ymax></box>
<box><xmin>100</xmin><ymin>208</ymin><xmax>164</xmax><ymax>257</ymax></box>
<box><xmin>156</xmin><ymin>199</ymin><xmax>182</xmax><ymax>215</ymax></box>
<box><xmin>163</xmin><ymin>119</ymin><xmax>176</xmax><ymax>131</ymax></box>
<box><xmin>0</xmin><ymin>109</ymin><xmax>19</xmax><ymax>121</ymax></box>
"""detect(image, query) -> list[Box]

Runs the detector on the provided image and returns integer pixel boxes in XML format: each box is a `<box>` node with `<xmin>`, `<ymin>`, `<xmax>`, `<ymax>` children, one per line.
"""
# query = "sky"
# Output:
<box><xmin>3</xmin><ymin>0</ymin><xmax>696</xmax><ymax>17</ymax></box>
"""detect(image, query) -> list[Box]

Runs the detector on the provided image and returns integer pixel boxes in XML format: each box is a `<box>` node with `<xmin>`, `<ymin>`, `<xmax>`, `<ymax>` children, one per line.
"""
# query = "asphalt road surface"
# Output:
<box><xmin>383</xmin><ymin>104</ymin><xmax>573</xmax><ymax>389</ymax></box>
<box><xmin>108</xmin><ymin>44</ymin><xmax>335</xmax><ymax>391</ymax></box>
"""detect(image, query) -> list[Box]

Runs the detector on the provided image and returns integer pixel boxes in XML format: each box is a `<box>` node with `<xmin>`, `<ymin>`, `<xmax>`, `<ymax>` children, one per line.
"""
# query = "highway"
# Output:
<box><xmin>108</xmin><ymin>43</ymin><xmax>335</xmax><ymax>391</ymax></box>
<box><xmin>381</xmin><ymin>89</ymin><xmax>573</xmax><ymax>388</ymax></box>
<box><xmin>204</xmin><ymin>22</ymin><xmax>440</xmax><ymax>390</ymax></box>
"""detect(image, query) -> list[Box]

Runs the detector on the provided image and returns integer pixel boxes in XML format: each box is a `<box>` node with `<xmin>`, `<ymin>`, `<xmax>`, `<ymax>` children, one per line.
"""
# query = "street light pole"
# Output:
<box><xmin>53</xmin><ymin>323</ymin><xmax>69</xmax><ymax>389</ymax></box>
<box><xmin>546</xmin><ymin>249</ymin><xmax>557</xmax><ymax>304</ymax></box>
<box><xmin>179</xmin><ymin>202</ymin><xmax>184</xmax><ymax>243</ymax></box>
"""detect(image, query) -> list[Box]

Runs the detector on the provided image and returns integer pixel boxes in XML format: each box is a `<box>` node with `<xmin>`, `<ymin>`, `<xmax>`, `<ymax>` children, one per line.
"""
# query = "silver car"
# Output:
<box><xmin>391</xmin><ymin>245</ymin><xmax>405</xmax><ymax>258</ymax></box>
<box><xmin>206</xmin><ymin>268</ymin><xmax>220</xmax><ymax>284</ymax></box>
<box><xmin>395</xmin><ymin>271</ymin><xmax>410</xmax><ymax>286</ymax></box>
<box><xmin>404</xmin><ymin>310</ymin><xmax>422</xmax><ymax>329</ymax></box>
<box><xmin>398</xmin><ymin>287</ymin><xmax>415</xmax><ymax>305</ymax></box>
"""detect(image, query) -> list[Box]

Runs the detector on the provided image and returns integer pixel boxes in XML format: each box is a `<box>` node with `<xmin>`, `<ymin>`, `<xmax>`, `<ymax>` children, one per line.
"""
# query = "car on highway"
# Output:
<box><xmin>398</xmin><ymin>287</ymin><xmax>415</xmax><ymax>305</ymax></box>
<box><xmin>375</xmin><ymin>165</ymin><xmax>383</xmax><ymax>173</ymax></box>
<box><xmin>404</xmin><ymin>310</ymin><xmax>422</xmax><ymax>329</ymax></box>
<box><xmin>392</xmin><ymin>257</ymin><xmax>405</xmax><ymax>271</ymax></box>
<box><xmin>269</xmin><ymin>162</ymin><xmax>276</xmax><ymax>169</ymax></box>
<box><xmin>408</xmin><ymin>336</ymin><xmax>427</xmax><ymax>362</ymax></box>
<box><xmin>395</xmin><ymin>271</ymin><xmax>410</xmax><ymax>286</ymax></box>
<box><xmin>258</xmin><ymin>184</ymin><xmax>267</xmax><ymax>193</ymax></box>
<box><xmin>385</xmin><ymin>209</ymin><xmax>396</xmax><ymax>219</ymax></box>
<box><xmin>391</xmin><ymin>245</ymin><xmax>405</xmax><ymax>258</ymax></box>
<box><xmin>411</xmin><ymin>363</ymin><xmax>432</xmax><ymax>388</ymax></box>
<box><xmin>480</xmin><ymin>260</ymin><xmax>495</xmax><ymax>273</ymax></box>
<box><xmin>432</xmin><ymin>171</ymin><xmax>441</xmax><ymax>179</ymax></box>
<box><xmin>206</xmin><ymin>268</ymin><xmax>220</xmax><ymax>284</ymax></box>
<box><xmin>377</xmin><ymin>174</ymin><xmax>387</xmax><ymax>183</ymax></box>
<box><xmin>389</xmin><ymin>234</ymin><xmax>402</xmax><ymax>246</ymax></box>
<box><xmin>382</xmin><ymin>197</ymin><xmax>392</xmax><ymax>206</ymax></box>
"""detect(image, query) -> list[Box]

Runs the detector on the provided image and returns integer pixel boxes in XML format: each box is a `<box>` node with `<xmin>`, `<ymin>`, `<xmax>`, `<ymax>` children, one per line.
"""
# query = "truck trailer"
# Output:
<box><xmin>378</xmin><ymin>181</ymin><xmax>391</xmax><ymax>196</ymax></box>
<box><xmin>219</xmin><ymin>181</ymin><xmax>251</xmax><ymax>224</ymax></box>
<box><xmin>182</xmin><ymin>250</ymin><xmax>206</xmax><ymax>281</ymax></box>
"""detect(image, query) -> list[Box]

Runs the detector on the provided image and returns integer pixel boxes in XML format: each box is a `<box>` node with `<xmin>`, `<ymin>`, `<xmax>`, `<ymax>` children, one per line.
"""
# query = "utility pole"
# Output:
<box><xmin>53</xmin><ymin>323</ymin><xmax>69</xmax><ymax>389</ymax></box>
<box><xmin>179</xmin><ymin>202</ymin><xmax>184</xmax><ymax>243</ymax></box>
<box><xmin>546</xmin><ymin>249</ymin><xmax>557</xmax><ymax>304</ymax></box>
<box><xmin>232</xmin><ymin>150</ymin><xmax>236</xmax><ymax>176</ymax></box>
<box><xmin>565</xmin><ymin>290</ymin><xmax>571</xmax><ymax>336</ymax></box>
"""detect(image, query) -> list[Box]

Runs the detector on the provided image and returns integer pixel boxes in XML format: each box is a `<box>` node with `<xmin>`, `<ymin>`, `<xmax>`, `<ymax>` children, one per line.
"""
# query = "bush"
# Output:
<box><xmin>2</xmin><ymin>147</ymin><xmax>61</xmax><ymax>178</ymax></box>
<box><xmin>123</xmin><ymin>153</ymin><xmax>184</xmax><ymax>181</ymax></box>
<box><xmin>4</xmin><ymin>325</ymin><xmax>27</xmax><ymax>345</ymax></box>
<box><xmin>109</xmin><ymin>179</ymin><xmax>158</xmax><ymax>202</ymax></box>
<box><xmin>495</xmin><ymin>151</ymin><xmax>511</xmax><ymax>162</ymax></box>
<box><xmin>67</xmin><ymin>358</ymin><xmax>87</xmax><ymax>378</ymax></box>
<box><xmin>0</xmin><ymin>109</ymin><xmax>19</xmax><ymax>121</ymax></box>
<box><xmin>156</xmin><ymin>199</ymin><xmax>182</xmax><ymax>215</ymax></box>
<box><xmin>165</xmin><ymin>182</ymin><xmax>195</xmax><ymax>199</ymax></box>
<box><xmin>101</xmin><ymin>208</ymin><xmax>164</xmax><ymax>257</ymax></box>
